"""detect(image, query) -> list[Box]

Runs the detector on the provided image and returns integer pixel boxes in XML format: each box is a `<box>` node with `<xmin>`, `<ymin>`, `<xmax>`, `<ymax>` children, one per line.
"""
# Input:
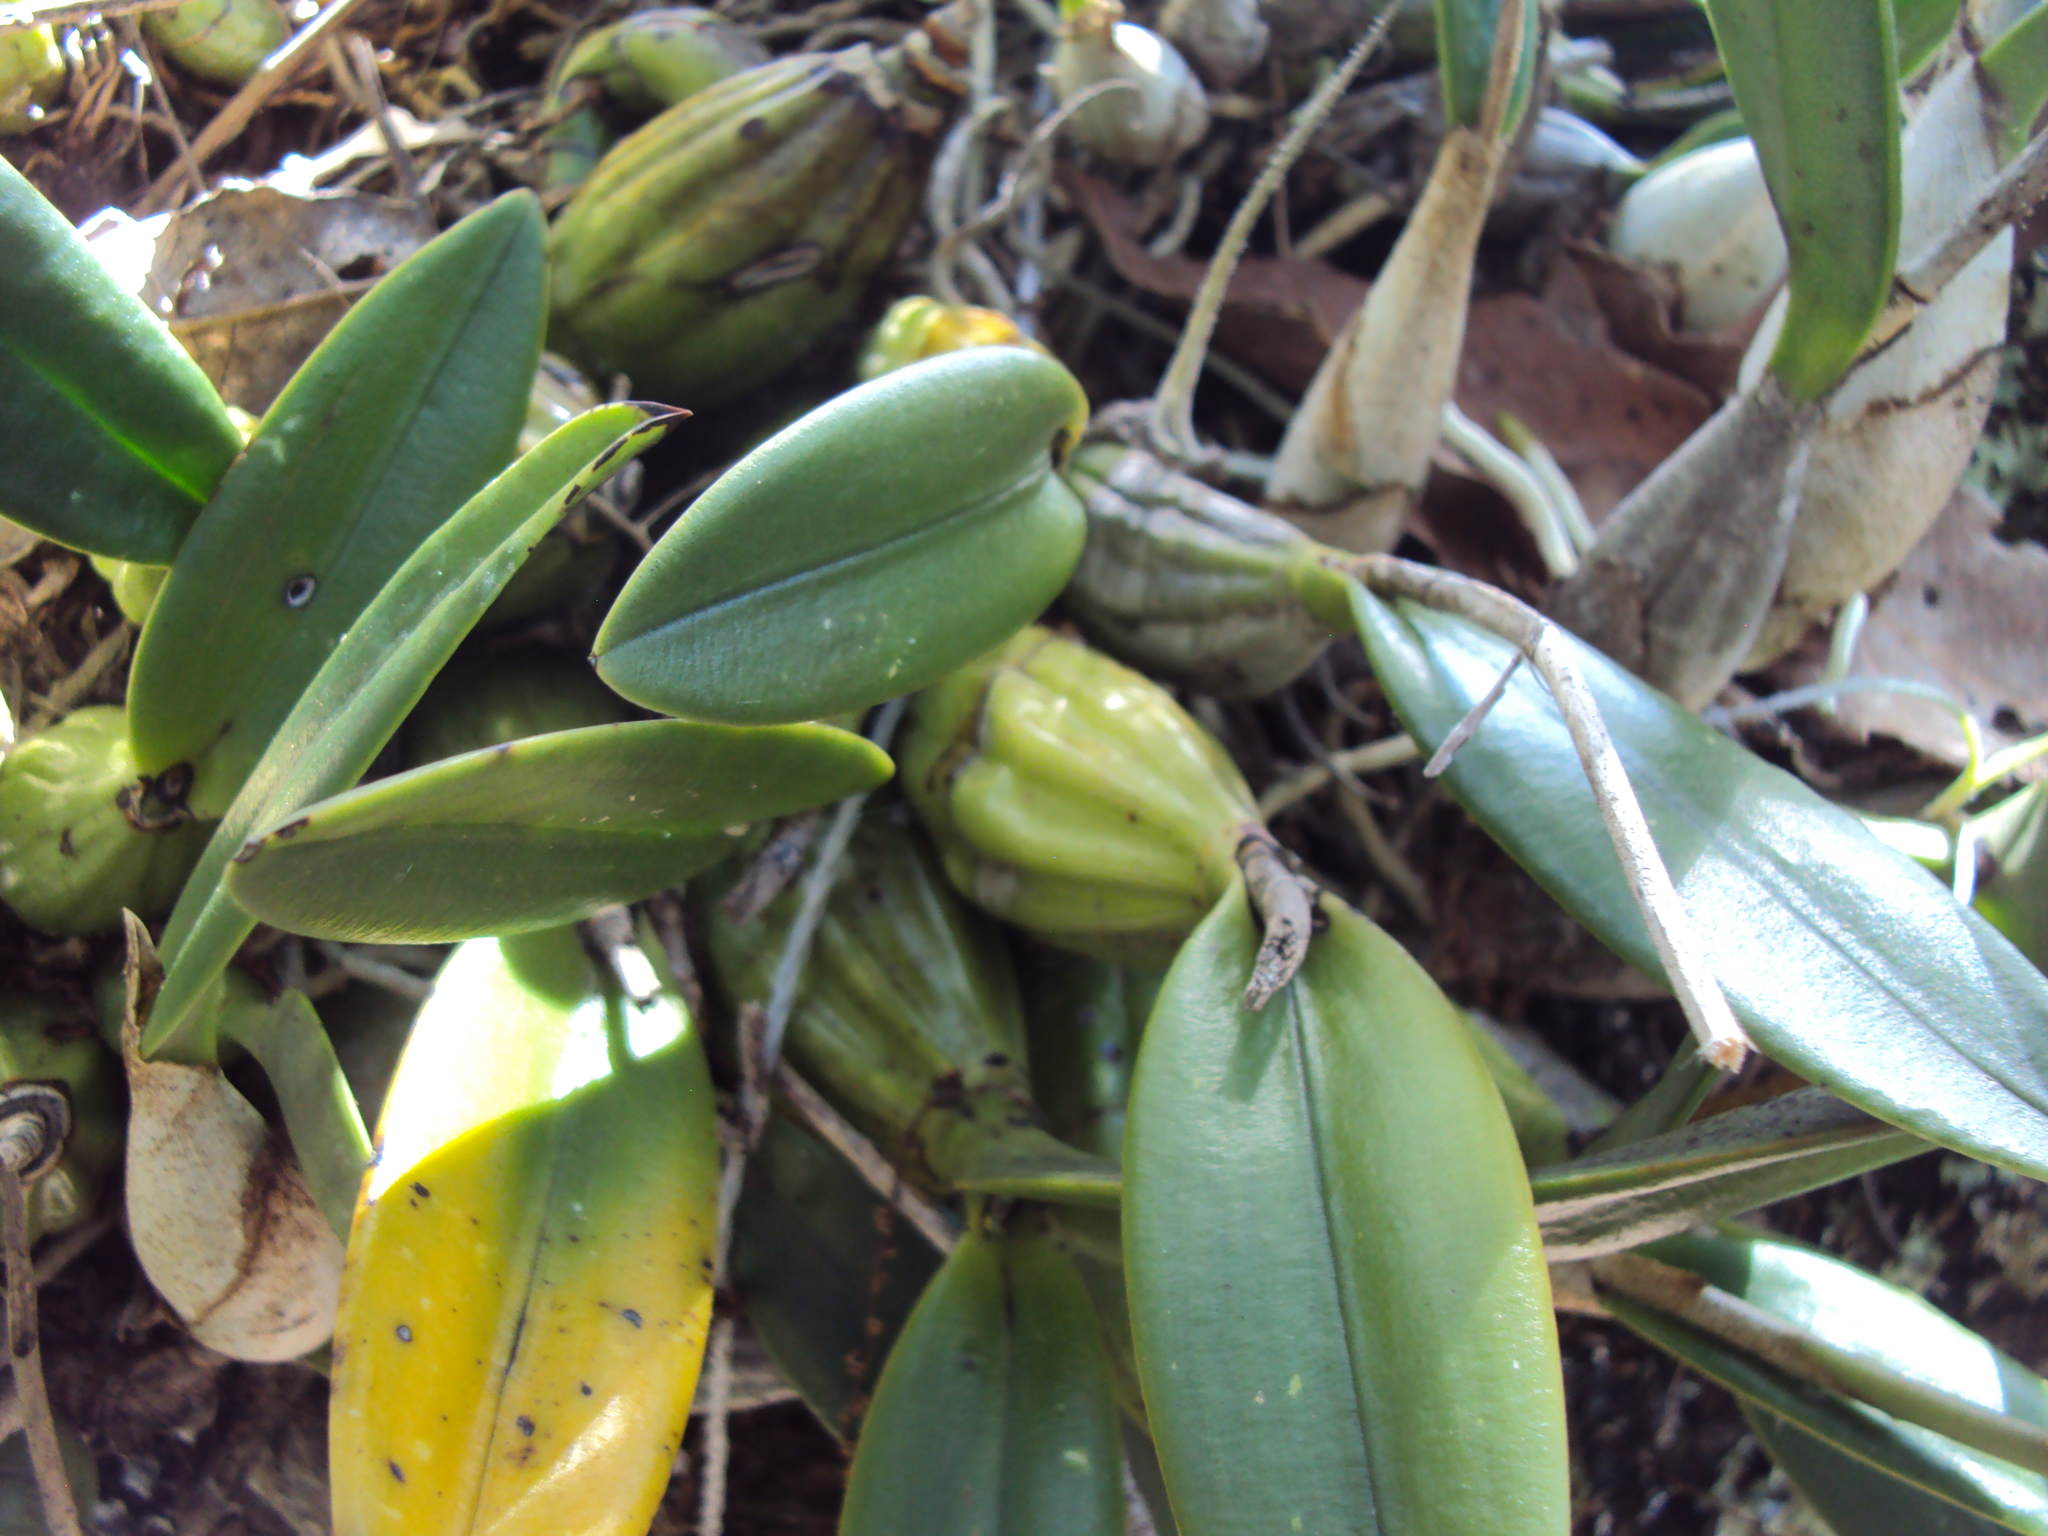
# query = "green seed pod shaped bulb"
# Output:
<box><xmin>900</xmin><ymin>626</ymin><xmax>1263</xmax><ymax>969</ymax></box>
<box><xmin>547</xmin><ymin>4</ymin><xmax>973</xmax><ymax>408</ymax></box>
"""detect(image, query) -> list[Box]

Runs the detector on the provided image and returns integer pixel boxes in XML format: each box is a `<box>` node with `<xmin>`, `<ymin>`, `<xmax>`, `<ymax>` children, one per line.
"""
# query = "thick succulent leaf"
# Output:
<box><xmin>1465</xmin><ymin>1009</ymin><xmax>1576</xmax><ymax>1167</ymax></box>
<box><xmin>0</xmin><ymin>156</ymin><xmax>242</xmax><ymax>563</ymax></box>
<box><xmin>1651</xmin><ymin>1228</ymin><xmax>2048</xmax><ymax>1443</ymax></box>
<box><xmin>730</xmin><ymin>1112</ymin><xmax>942</xmax><ymax>1441</ymax></box>
<box><xmin>145</xmin><ymin>403</ymin><xmax>669</xmax><ymax>1060</ymax></box>
<box><xmin>1974</xmin><ymin>783</ymin><xmax>2048</xmax><ymax>971</ymax></box>
<box><xmin>0</xmin><ymin>1420</ymin><xmax>98</xmax><ymax>1532</ymax></box>
<box><xmin>1896</xmin><ymin>0</ymin><xmax>1965</xmax><ymax>78</ymax></box>
<box><xmin>1124</xmin><ymin>887</ymin><xmax>1568</xmax><ymax>1536</ymax></box>
<box><xmin>128</xmin><ymin>192</ymin><xmax>546</xmax><ymax>817</ymax></box>
<box><xmin>1982</xmin><ymin>2</ymin><xmax>2048</xmax><ymax>160</ymax></box>
<box><xmin>1020</xmin><ymin>947</ymin><xmax>1160</xmax><ymax>1164</ymax></box>
<box><xmin>1436</xmin><ymin>0</ymin><xmax>1539</xmax><ymax>134</ymax></box>
<box><xmin>594</xmin><ymin>347</ymin><xmax>1089</xmax><ymax>725</ymax></box>
<box><xmin>1702</xmin><ymin>0</ymin><xmax>1900</xmax><ymax>398</ymax></box>
<box><xmin>330</xmin><ymin>926</ymin><xmax>719</xmax><ymax>1536</ymax></box>
<box><xmin>839</xmin><ymin>1220</ymin><xmax>1123</xmax><ymax>1536</ymax></box>
<box><xmin>224</xmin><ymin>719</ymin><xmax>891</xmax><ymax>942</ymax></box>
<box><xmin>1350</xmin><ymin>587</ymin><xmax>2048</xmax><ymax>1180</ymax></box>
<box><xmin>1748</xmin><ymin>1401</ymin><xmax>2034</xmax><ymax>1536</ymax></box>
<box><xmin>1534</xmin><ymin>1089</ymin><xmax>1925</xmax><ymax>1260</ymax></box>
<box><xmin>1613</xmin><ymin>1298</ymin><xmax>2048</xmax><ymax>1533</ymax></box>
<box><xmin>216</xmin><ymin>988</ymin><xmax>372</xmax><ymax>1241</ymax></box>
<box><xmin>943</xmin><ymin>1128</ymin><xmax>1122</xmax><ymax>1207</ymax></box>
<box><xmin>1609</xmin><ymin>1226</ymin><xmax>2048</xmax><ymax>1533</ymax></box>
<box><xmin>1057</xmin><ymin>1205</ymin><xmax>1146</xmax><ymax>1423</ymax></box>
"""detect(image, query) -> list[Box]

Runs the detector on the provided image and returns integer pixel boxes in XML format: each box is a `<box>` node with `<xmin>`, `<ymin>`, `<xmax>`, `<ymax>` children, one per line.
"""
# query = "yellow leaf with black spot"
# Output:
<box><xmin>329</xmin><ymin>923</ymin><xmax>718</xmax><ymax>1536</ymax></box>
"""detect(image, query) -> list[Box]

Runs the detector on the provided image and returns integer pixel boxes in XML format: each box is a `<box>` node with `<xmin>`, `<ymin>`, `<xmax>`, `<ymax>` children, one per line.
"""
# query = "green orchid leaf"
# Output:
<box><xmin>1609</xmin><ymin>1225</ymin><xmax>2048</xmax><ymax>1532</ymax></box>
<box><xmin>1465</xmin><ymin>1009</ymin><xmax>1577</xmax><ymax>1167</ymax></box>
<box><xmin>1746</xmin><ymin>1402</ymin><xmax>2034</xmax><ymax>1536</ymax></box>
<box><xmin>1350</xmin><ymin>586</ymin><xmax>2048</xmax><ymax>1180</ymax></box>
<box><xmin>1973</xmin><ymin>782</ymin><xmax>2048</xmax><ymax>971</ymax></box>
<box><xmin>329</xmin><ymin>923</ymin><xmax>719</xmax><ymax>1536</ymax></box>
<box><xmin>1056</xmin><ymin>1205</ymin><xmax>1146</xmax><ymax>1425</ymax></box>
<box><xmin>1534</xmin><ymin>1089</ymin><xmax>1925</xmax><ymax>1260</ymax></box>
<box><xmin>1021</xmin><ymin>947</ymin><xmax>1160</xmax><ymax>1165</ymax></box>
<box><xmin>1646</xmin><ymin>105</ymin><xmax>1747</xmax><ymax>171</ymax></box>
<box><xmin>223</xmin><ymin>719</ymin><xmax>891</xmax><ymax>943</ymax></box>
<box><xmin>0</xmin><ymin>156</ymin><xmax>242</xmax><ymax>563</ymax></box>
<box><xmin>730</xmin><ymin>1111</ymin><xmax>943</xmax><ymax>1442</ymax></box>
<box><xmin>1703</xmin><ymin>0</ymin><xmax>1900</xmax><ymax>399</ymax></box>
<box><xmin>145</xmin><ymin>403</ymin><xmax>669</xmax><ymax>1061</ymax></box>
<box><xmin>1896</xmin><ymin>0</ymin><xmax>1965</xmax><ymax>78</ymax></box>
<box><xmin>1982</xmin><ymin>2</ymin><xmax>2048</xmax><ymax>161</ymax></box>
<box><xmin>944</xmin><ymin>1129</ymin><xmax>1122</xmax><ymax>1208</ymax></box>
<box><xmin>216</xmin><ymin>988</ymin><xmax>371</xmax><ymax>1241</ymax></box>
<box><xmin>1611</xmin><ymin>1298</ymin><xmax>2048</xmax><ymax>1533</ymax></box>
<box><xmin>1652</xmin><ymin>1228</ymin><xmax>2048</xmax><ymax>1458</ymax></box>
<box><xmin>1437</xmin><ymin>0</ymin><xmax>1540</xmax><ymax>136</ymax></box>
<box><xmin>1124</xmin><ymin>887</ymin><xmax>1568</xmax><ymax>1535</ymax></box>
<box><xmin>839</xmin><ymin>1218</ymin><xmax>1124</xmax><ymax>1536</ymax></box>
<box><xmin>128</xmin><ymin>191</ymin><xmax>546</xmax><ymax>818</ymax></box>
<box><xmin>0</xmin><ymin>1419</ymin><xmax>97</xmax><ymax>1533</ymax></box>
<box><xmin>594</xmin><ymin>347</ymin><xmax>1088</xmax><ymax>726</ymax></box>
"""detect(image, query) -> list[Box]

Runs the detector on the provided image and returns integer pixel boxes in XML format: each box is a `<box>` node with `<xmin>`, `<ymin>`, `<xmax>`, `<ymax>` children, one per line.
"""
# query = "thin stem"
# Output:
<box><xmin>719</xmin><ymin>811</ymin><xmax>824</xmax><ymax>926</ymax></box>
<box><xmin>1703</xmin><ymin>676</ymin><xmax>1968</xmax><ymax>730</ymax></box>
<box><xmin>1924</xmin><ymin>728</ymin><xmax>2048</xmax><ymax>822</ymax></box>
<box><xmin>1817</xmin><ymin>593</ymin><xmax>1868</xmax><ymax>720</ymax></box>
<box><xmin>1265</xmin><ymin>724</ymin><xmax>1410</xmax><ymax>804</ymax></box>
<box><xmin>1441</xmin><ymin>402</ymin><xmax>1580</xmax><ymax>579</ymax></box>
<box><xmin>1055</xmin><ymin>271</ymin><xmax>1299</xmax><ymax>424</ymax></box>
<box><xmin>1424</xmin><ymin>652</ymin><xmax>1524</xmax><ymax>776</ymax></box>
<box><xmin>117</xmin><ymin>19</ymin><xmax>206</xmax><ymax>206</ymax></box>
<box><xmin>1234</xmin><ymin>827</ymin><xmax>1314</xmax><ymax>1009</ymax></box>
<box><xmin>1352</xmin><ymin>556</ymin><xmax>1751</xmax><ymax>1070</ymax></box>
<box><xmin>759</xmin><ymin>698</ymin><xmax>905</xmax><ymax>1076</ymax></box>
<box><xmin>333</xmin><ymin>31</ymin><xmax>423</xmax><ymax>206</ymax></box>
<box><xmin>925</xmin><ymin>96</ymin><xmax>1010</xmax><ymax>305</ymax></box>
<box><xmin>1582</xmin><ymin>1038</ymin><xmax>1716</xmax><ymax>1155</ymax></box>
<box><xmin>1295</xmin><ymin>188</ymin><xmax>1396</xmax><ymax>260</ymax></box>
<box><xmin>693</xmin><ymin>1313</ymin><xmax>735</xmax><ymax>1536</ymax></box>
<box><xmin>315</xmin><ymin>941</ymin><xmax>434</xmax><ymax>999</ymax></box>
<box><xmin>1497</xmin><ymin>411</ymin><xmax>1595</xmax><ymax>555</ymax></box>
<box><xmin>1148</xmin><ymin>4</ymin><xmax>1400</xmax><ymax>456</ymax></box>
<box><xmin>1974</xmin><ymin>731</ymin><xmax>2048</xmax><ymax>790</ymax></box>
<box><xmin>1332</xmin><ymin>791</ymin><xmax>1434</xmax><ymax>924</ymax></box>
<box><xmin>774</xmin><ymin>1065</ymin><xmax>957</xmax><ymax>1255</ymax></box>
<box><xmin>1897</xmin><ymin>121</ymin><xmax>2048</xmax><ymax>307</ymax></box>
<box><xmin>940</xmin><ymin>77</ymin><xmax>1128</xmax><ymax>270</ymax></box>
<box><xmin>0</xmin><ymin>1153</ymin><xmax>81</xmax><ymax>1536</ymax></box>
<box><xmin>710</xmin><ymin>701</ymin><xmax>907</xmax><ymax>1277</ymax></box>
<box><xmin>1952</xmin><ymin>815</ymin><xmax>1982</xmax><ymax>907</ymax></box>
<box><xmin>140</xmin><ymin>0</ymin><xmax>382</xmax><ymax>211</ymax></box>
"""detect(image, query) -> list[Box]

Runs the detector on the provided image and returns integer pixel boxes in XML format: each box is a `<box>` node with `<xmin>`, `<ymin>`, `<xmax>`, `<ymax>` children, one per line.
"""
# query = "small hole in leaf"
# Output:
<box><xmin>283</xmin><ymin>575</ymin><xmax>317</xmax><ymax>608</ymax></box>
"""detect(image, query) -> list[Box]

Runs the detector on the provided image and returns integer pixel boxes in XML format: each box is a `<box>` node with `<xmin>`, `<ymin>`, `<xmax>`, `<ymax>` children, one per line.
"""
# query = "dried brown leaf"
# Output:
<box><xmin>1825</xmin><ymin>485</ymin><xmax>2048</xmax><ymax>771</ymax></box>
<box><xmin>1069</xmin><ymin>171</ymin><xmax>1713</xmax><ymax>520</ymax></box>
<box><xmin>85</xmin><ymin>184</ymin><xmax>434</xmax><ymax>413</ymax></box>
